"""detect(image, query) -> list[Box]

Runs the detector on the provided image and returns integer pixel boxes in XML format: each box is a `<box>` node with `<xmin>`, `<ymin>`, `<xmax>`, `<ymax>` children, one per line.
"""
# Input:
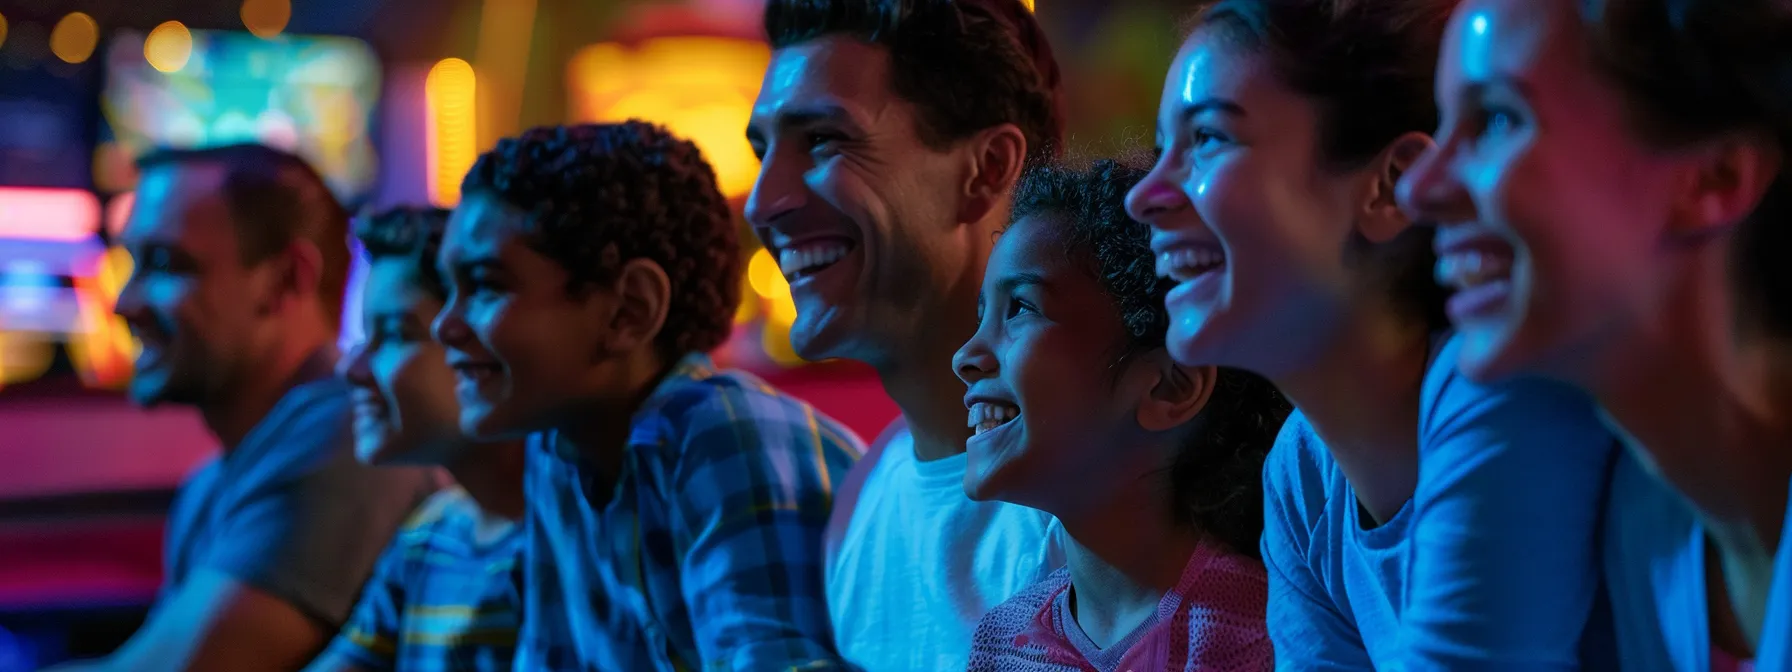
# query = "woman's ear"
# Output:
<box><xmin>1134</xmin><ymin>349</ymin><xmax>1216</xmax><ymax>432</ymax></box>
<box><xmin>1359</xmin><ymin>132</ymin><xmax>1436</xmax><ymax>244</ymax></box>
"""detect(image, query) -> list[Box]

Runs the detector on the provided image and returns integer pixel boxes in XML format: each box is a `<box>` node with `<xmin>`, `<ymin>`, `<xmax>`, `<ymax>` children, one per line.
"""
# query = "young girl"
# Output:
<box><xmin>957</xmin><ymin>158</ymin><xmax>1284</xmax><ymax>671</ymax></box>
<box><xmin>1400</xmin><ymin>0</ymin><xmax>1792</xmax><ymax>667</ymax></box>
<box><xmin>305</xmin><ymin>206</ymin><xmax>528</xmax><ymax>671</ymax></box>
<box><xmin>1126</xmin><ymin>0</ymin><xmax>1618</xmax><ymax>668</ymax></box>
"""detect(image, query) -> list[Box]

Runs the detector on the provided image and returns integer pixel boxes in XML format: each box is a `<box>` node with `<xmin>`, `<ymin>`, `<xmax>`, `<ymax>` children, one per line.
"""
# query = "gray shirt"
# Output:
<box><xmin>160</xmin><ymin>375</ymin><xmax>437</xmax><ymax>626</ymax></box>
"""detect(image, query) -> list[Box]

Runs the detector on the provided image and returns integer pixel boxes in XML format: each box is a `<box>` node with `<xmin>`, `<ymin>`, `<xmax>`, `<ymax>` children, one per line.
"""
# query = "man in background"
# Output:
<box><xmin>746</xmin><ymin>1</ymin><xmax>1068</xmax><ymax>668</ymax></box>
<box><xmin>53</xmin><ymin>144</ymin><xmax>436</xmax><ymax>672</ymax></box>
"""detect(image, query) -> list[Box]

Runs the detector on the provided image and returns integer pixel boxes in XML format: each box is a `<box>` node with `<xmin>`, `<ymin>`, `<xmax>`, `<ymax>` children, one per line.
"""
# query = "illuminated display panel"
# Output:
<box><xmin>96</xmin><ymin>29</ymin><xmax>381</xmax><ymax>203</ymax></box>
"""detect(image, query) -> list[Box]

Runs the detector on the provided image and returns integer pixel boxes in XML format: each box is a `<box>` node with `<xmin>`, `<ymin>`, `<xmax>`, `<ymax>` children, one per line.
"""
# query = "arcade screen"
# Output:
<box><xmin>0</xmin><ymin>30</ymin><xmax>380</xmax><ymax>394</ymax></box>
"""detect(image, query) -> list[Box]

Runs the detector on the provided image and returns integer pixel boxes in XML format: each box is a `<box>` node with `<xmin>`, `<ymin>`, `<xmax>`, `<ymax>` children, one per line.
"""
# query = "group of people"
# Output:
<box><xmin>41</xmin><ymin>0</ymin><xmax>1792</xmax><ymax>669</ymax></box>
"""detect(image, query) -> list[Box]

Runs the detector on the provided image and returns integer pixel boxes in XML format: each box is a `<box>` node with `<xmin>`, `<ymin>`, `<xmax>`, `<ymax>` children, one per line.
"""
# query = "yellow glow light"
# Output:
<box><xmin>761</xmin><ymin>320</ymin><xmax>806</xmax><ymax>367</ymax></box>
<box><xmin>426</xmin><ymin>58</ymin><xmax>479</xmax><ymax>208</ymax></box>
<box><xmin>240</xmin><ymin>0</ymin><xmax>291</xmax><ymax>38</ymax></box>
<box><xmin>1021</xmin><ymin>0</ymin><xmax>1035</xmax><ymax>11</ymax></box>
<box><xmin>0</xmin><ymin>12</ymin><xmax>10</xmax><ymax>51</ymax></box>
<box><xmin>0</xmin><ymin>333</ymin><xmax>55</xmax><ymax>387</ymax></box>
<box><xmin>734</xmin><ymin>276</ymin><xmax>760</xmax><ymax>325</ymax></box>
<box><xmin>746</xmin><ymin>248</ymin><xmax>791</xmax><ymax>301</ymax></box>
<box><xmin>49</xmin><ymin>12</ymin><xmax>97</xmax><ymax>64</ymax></box>
<box><xmin>67</xmin><ymin>247</ymin><xmax>138</xmax><ymax>389</ymax></box>
<box><xmin>145</xmin><ymin>21</ymin><xmax>194</xmax><ymax>73</ymax></box>
<box><xmin>569</xmin><ymin>38</ymin><xmax>771</xmax><ymax>198</ymax></box>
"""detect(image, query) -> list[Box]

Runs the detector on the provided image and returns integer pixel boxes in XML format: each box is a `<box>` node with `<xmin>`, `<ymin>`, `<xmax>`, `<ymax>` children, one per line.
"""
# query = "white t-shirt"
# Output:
<box><xmin>825</xmin><ymin>424</ymin><xmax>1066</xmax><ymax>672</ymax></box>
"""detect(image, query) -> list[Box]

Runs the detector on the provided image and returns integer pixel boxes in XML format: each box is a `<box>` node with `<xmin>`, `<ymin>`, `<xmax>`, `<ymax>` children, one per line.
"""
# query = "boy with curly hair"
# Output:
<box><xmin>432</xmin><ymin>122</ymin><xmax>864</xmax><ymax>670</ymax></box>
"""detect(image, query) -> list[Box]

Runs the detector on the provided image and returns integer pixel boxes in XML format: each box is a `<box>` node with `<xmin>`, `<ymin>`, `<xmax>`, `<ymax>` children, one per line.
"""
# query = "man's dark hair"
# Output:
<box><xmin>765</xmin><ymin>0</ymin><xmax>1066</xmax><ymax>163</ymax></box>
<box><xmin>1012</xmin><ymin>157</ymin><xmax>1291</xmax><ymax>560</ymax></box>
<box><xmin>135</xmin><ymin>143</ymin><xmax>352</xmax><ymax>327</ymax></box>
<box><xmin>460</xmin><ymin>122</ymin><xmax>741</xmax><ymax>357</ymax></box>
<box><xmin>1191</xmin><ymin>0</ymin><xmax>1457</xmax><ymax>335</ymax></box>
<box><xmin>354</xmin><ymin>206</ymin><xmax>451</xmax><ymax>299</ymax></box>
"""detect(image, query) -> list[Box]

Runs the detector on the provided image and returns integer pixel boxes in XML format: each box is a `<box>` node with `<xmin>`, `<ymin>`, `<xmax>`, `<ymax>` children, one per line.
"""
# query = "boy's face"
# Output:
<box><xmin>342</xmin><ymin>258</ymin><xmax>465</xmax><ymax>465</ymax></box>
<box><xmin>950</xmin><ymin>215</ymin><xmax>1168</xmax><ymax>515</ymax></box>
<box><xmin>433</xmin><ymin>192</ymin><xmax>618</xmax><ymax>439</ymax></box>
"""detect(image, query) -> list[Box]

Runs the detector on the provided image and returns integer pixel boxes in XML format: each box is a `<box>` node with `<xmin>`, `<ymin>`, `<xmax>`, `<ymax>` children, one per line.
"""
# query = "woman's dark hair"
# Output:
<box><xmin>1580</xmin><ymin>0</ymin><xmax>1792</xmax><ymax>335</ymax></box>
<box><xmin>353</xmin><ymin>206</ymin><xmax>451</xmax><ymax>299</ymax></box>
<box><xmin>1011</xmin><ymin>157</ymin><xmax>1292</xmax><ymax>560</ymax></box>
<box><xmin>1188</xmin><ymin>0</ymin><xmax>1457</xmax><ymax>334</ymax></box>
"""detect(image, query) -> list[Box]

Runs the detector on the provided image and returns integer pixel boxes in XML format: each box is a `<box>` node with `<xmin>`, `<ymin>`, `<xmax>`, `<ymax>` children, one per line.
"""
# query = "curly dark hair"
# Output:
<box><xmin>1580</xmin><ymin>0</ymin><xmax>1792</xmax><ymax>335</ymax></box>
<box><xmin>460</xmin><ymin>122</ymin><xmax>741</xmax><ymax>356</ymax></box>
<box><xmin>764</xmin><ymin>0</ymin><xmax>1065</xmax><ymax>163</ymax></box>
<box><xmin>1011</xmin><ymin>157</ymin><xmax>1292</xmax><ymax>560</ymax></box>
<box><xmin>1190</xmin><ymin>0</ymin><xmax>1456</xmax><ymax>335</ymax></box>
<box><xmin>353</xmin><ymin>206</ymin><xmax>450</xmax><ymax>299</ymax></box>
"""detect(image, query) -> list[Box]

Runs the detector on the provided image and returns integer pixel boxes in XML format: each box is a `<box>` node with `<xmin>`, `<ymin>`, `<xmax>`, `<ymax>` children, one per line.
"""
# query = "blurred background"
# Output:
<box><xmin>0</xmin><ymin>0</ymin><xmax>1185</xmax><ymax>667</ymax></box>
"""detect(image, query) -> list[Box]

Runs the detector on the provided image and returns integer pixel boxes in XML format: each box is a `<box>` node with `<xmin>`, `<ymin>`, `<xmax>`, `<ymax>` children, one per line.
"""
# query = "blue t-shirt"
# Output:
<box><xmin>1260</xmin><ymin>412</ymin><xmax>1412</xmax><ymax>667</ymax></box>
<box><xmin>1603</xmin><ymin>451</ymin><xmax>1716</xmax><ymax>672</ymax></box>
<box><xmin>1261</xmin><ymin>334</ymin><xmax>1618</xmax><ymax>670</ymax></box>
<box><xmin>1756</xmin><ymin>475</ymin><xmax>1792</xmax><ymax>669</ymax></box>
<box><xmin>1399</xmin><ymin>335</ymin><xmax>1619</xmax><ymax>670</ymax></box>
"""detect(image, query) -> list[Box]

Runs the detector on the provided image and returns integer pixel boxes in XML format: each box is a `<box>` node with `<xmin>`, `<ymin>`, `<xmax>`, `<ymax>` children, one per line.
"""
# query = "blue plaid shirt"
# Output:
<box><xmin>313</xmin><ymin>487</ymin><xmax>523</xmax><ymax>671</ymax></box>
<box><xmin>515</xmin><ymin>354</ymin><xmax>864</xmax><ymax>671</ymax></box>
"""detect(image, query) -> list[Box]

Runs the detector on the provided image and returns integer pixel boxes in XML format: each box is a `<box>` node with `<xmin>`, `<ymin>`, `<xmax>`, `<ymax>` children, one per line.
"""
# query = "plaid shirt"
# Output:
<box><xmin>315</xmin><ymin>488</ymin><xmax>524</xmax><ymax>671</ymax></box>
<box><xmin>515</xmin><ymin>354</ymin><xmax>864</xmax><ymax>671</ymax></box>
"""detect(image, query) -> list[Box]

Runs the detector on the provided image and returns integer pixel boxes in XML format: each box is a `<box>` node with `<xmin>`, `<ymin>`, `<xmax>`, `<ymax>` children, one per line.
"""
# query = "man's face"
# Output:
<box><xmin>113</xmin><ymin>165</ymin><xmax>277</xmax><ymax>407</ymax></box>
<box><xmin>432</xmin><ymin>193</ymin><xmax>618</xmax><ymax>439</ymax></box>
<box><xmin>746</xmin><ymin>36</ymin><xmax>982</xmax><ymax>365</ymax></box>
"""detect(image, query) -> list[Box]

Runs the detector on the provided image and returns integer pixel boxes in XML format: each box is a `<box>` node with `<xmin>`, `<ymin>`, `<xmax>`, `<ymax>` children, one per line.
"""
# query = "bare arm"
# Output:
<box><xmin>49</xmin><ymin>569</ymin><xmax>327</xmax><ymax>672</ymax></box>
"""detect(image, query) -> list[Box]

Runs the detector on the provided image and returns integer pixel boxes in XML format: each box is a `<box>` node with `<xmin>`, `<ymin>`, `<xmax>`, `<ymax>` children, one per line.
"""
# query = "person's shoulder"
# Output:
<box><xmin>1420</xmin><ymin>333</ymin><xmax>1607</xmax><ymax>443</ymax></box>
<box><xmin>976</xmin><ymin>567</ymin><xmax>1066</xmax><ymax>634</ymax></box>
<box><xmin>1263</xmin><ymin>410</ymin><xmax>1339</xmax><ymax>496</ymax></box>
<box><xmin>655</xmin><ymin>364</ymin><xmax>868</xmax><ymax>457</ymax></box>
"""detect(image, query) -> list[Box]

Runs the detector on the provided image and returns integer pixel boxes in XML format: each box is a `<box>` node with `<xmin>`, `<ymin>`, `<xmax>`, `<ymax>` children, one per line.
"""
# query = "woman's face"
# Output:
<box><xmin>1127</xmin><ymin>30</ymin><xmax>1392</xmax><ymax>377</ymax></box>
<box><xmin>1398</xmin><ymin>0</ymin><xmax>1701</xmax><ymax>382</ymax></box>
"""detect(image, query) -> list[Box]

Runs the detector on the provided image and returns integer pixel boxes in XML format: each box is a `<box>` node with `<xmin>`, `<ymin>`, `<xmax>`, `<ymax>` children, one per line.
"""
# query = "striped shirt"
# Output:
<box><xmin>514</xmin><ymin>353</ymin><xmax>864</xmax><ymax>671</ymax></box>
<box><xmin>315</xmin><ymin>487</ymin><xmax>523</xmax><ymax>671</ymax></box>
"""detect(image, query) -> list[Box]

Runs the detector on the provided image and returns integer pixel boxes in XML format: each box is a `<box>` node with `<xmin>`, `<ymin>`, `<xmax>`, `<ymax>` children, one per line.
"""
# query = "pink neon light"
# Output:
<box><xmin>0</xmin><ymin>188</ymin><xmax>102</xmax><ymax>242</ymax></box>
<box><xmin>106</xmin><ymin>192</ymin><xmax>135</xmax><ymax>238</ymax></box>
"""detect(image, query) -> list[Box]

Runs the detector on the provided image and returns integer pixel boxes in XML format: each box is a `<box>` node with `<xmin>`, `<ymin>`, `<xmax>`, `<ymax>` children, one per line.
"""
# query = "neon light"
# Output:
<box><xmin>105</xmin><ymin>192</ymin><xmax>134</xmax><ymax>239</ymax></box>
<box><xmin>425</xmin><ymin>58</ymin><xmax>477</xmax><ymax>208</ymax></box>
<box><xmin>0</xmin><ymin>188</ymin><xmax>101</xmax><ymax>242</ymax></box>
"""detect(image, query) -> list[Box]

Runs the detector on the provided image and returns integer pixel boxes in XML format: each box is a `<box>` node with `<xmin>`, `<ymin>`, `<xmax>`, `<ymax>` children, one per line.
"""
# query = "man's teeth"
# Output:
<box><xmin>1157</xmin><ymin>247</ymin><xmax>1226</xmax><ymax>282</ymax></box>
<box><xmin>778</xmin><ymin>242</ymin><xmax>851</xmax><ymax>280</ymax></box>
<box><xmin>1435</xmin><ymin>250</ymin><xmax>1513</xmax><ymax>290</ymax></box>
<box><xmin>967</xmin><ymin>402</ymin><xmax>1020</xmax><ymax>436</ymax></box>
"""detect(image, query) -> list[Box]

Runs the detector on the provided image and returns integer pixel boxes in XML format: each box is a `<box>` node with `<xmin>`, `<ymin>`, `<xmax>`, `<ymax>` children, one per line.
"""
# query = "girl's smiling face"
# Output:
<box><xmin>952</xmin><ymin>214</ymin><xmax>1184</xmax><ymax>513</ymax></box>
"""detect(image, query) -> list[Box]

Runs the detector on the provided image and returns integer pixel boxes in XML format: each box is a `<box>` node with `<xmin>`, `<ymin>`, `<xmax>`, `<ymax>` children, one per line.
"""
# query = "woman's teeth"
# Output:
<box><xmin>967</xmin><ymin>402</ymin><xmax>1020</xmax><ymax>435</ymax></box>
<box><xmin>1436</xmin><ymin>250</ymin><xmax>1513</xmax><ymax>290</ymax></box>
<box><xmin>1157</xmin><ymin>246</ymin><xmax>1226</xmax><ymax>282</ymax></box>
<box><xmin>778</xmin><ymin>242</ymin><xmax>852</xmax><ymax>280</ymax></box>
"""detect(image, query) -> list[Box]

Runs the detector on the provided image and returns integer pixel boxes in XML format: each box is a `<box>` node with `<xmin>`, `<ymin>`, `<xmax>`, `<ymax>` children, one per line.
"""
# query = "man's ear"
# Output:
<box><xmin>261</xmin><ymin>239</ymin><xmax>324</xmax><ymax>317</ymax></box>
<box><xmin>1135</xmin><ymin>350</ymin><xmax>1217</xmax><ymax>432</ymax></box>
<box><xmin>596</xmin><ymin>257</ymin><xmax>671</xmax><ymax>356</ymax></box>
<box><xmin>956</xmin><ymin>123</ymin><xmax>1028</xmax><ymax>226</ymax></box>
<box><xmin>1358</xmin><ymin>132</ymin><xmax>1436</xmax><ymax>244</ymax></box>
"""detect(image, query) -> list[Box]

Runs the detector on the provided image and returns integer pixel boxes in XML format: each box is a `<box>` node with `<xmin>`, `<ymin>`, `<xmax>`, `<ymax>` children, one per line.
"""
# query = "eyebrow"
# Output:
<box><xmin>746</xmin><ymin>102</ymin><xmax>862</xmax><ymax>145</ymax></box>
<box><xmin>996</xmin><ymin>271</ymin><xmax>1051</xmax><ymax>295</ymax></box>
<box><xmin>1179</xmin><ymin>98</ymin><xmax>1246</xmax><ymax>126</ymax></box>
<box><xmin>445</xmin><ymin>255</ymin><xmax>503</xmax><ymax>276</ymax></box>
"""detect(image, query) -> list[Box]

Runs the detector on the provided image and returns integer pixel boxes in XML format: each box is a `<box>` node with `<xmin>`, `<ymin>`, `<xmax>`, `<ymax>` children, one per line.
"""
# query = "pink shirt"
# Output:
<box><xmin>967</xmin><ymin>539</ymin><xmax>1273</xmax><ymax>672</ymax></box>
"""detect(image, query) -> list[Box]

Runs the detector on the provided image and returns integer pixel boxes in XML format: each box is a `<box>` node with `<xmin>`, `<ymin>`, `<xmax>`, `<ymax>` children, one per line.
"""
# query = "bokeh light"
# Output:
<box><xmin>425</xmin><ymin>58</ymin><xmax>478</xmax><ymax>208</ymax></box>
<box><xmin>240</xmin><ymin>0</ymin><xmax>292</xmax><ymax>38</ymax></box>
<box><xmin>145</xmin><ymin>21</ymin><xmax>194</xmax><ymax>73</ymax></box>
<box><xmin>0</xmin><ymin>12</ymin><xmax>10</xmax><ymax>51</ymax></box>
<box><xmin>49</xmin><ymin>12</ymin><xmax>98</xmax><ymax>64</ymax></box>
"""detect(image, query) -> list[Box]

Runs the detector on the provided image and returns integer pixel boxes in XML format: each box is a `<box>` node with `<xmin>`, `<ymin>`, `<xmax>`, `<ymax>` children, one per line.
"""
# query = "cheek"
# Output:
<box><xmin>1193</xmin><ymin>156</ymin><xmax>1337</xmax><ymax>280</ymax></box>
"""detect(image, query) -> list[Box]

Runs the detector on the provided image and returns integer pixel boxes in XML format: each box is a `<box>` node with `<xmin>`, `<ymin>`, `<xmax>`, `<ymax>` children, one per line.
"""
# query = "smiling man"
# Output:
<box><xmin>745</xmin><ymin>1</ymin><xmax>1069</xmax><ymax>669</ymax></box>
<box><xmin>51</xmin><ymin>145</ymin><xmax>437</xmax><ymax>672</ymax></box>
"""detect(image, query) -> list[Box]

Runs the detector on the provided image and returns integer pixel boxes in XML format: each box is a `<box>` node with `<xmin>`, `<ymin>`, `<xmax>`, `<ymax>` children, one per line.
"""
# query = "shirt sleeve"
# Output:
<box><xmin>198</xmin><ymin>395</ymin><xmax>435</xmax><ymax>626</ymax></box>
<box><xmin>311</xmin><ymin>536</ymin><xmax>408</xmax><ymax>671</ymax></box>
<box><xmin>670</xmin><ymin>387</ymin><xmax>860</xmax><ymax>671</ymax></box>
<box><xmin>1397</xmin><ymin>337</ymin><xmax>1617</xmax><ymax>671</ymax></box>
<box><xmin>1260</xmin><ymin>417</ymin><xmax>1380</xmax><ymax>671</ymax></box>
